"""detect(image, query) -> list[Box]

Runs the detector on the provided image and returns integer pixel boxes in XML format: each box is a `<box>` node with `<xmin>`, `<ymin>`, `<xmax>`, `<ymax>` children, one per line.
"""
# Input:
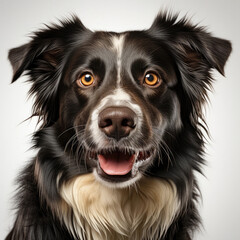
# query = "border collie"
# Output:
<box><xmin>6</xmin><ymin>12</ymin><xmax>231</xmax><ymax>240</ymax></box>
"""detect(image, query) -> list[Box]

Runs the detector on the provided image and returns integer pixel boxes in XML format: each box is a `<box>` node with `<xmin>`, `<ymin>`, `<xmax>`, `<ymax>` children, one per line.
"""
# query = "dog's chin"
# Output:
<box><xmin>88</xmin><ymin>147</ymin><xmax>155</xmax><ymax>188</ymax></box>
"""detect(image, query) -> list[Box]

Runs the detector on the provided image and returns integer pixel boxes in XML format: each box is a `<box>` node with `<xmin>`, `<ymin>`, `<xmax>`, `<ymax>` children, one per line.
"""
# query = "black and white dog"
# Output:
<box><xmin>6</xmin><ymin>12</ymin><xmax>231</xmax><ymax>240</ymax></box>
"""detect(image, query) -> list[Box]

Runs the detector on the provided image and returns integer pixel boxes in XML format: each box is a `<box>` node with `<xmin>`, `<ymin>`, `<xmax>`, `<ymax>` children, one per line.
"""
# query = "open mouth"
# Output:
<box><xmin>88</xmin><ymin>147</ymin><xmax>155</xmax><ymax>183</ymax></box>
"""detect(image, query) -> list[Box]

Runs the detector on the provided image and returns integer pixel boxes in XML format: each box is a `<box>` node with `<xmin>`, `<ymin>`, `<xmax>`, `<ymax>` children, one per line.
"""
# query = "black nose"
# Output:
<box><xmin>98</xmin><ymin>107</ymin><xmax>137</xmax><ymax>141</ymax></box>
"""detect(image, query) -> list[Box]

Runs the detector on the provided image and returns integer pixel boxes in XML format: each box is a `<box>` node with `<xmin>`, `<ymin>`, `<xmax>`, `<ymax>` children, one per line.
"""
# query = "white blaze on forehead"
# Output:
<box><xmin>111</xmin><ymin>34</ymin><xmax>125</xmax><ymax>86</ymax></box>
<box><xmin>111</xmin><ymin>34</ymin><xmax>125</xmax><ymax>55</ymax></box>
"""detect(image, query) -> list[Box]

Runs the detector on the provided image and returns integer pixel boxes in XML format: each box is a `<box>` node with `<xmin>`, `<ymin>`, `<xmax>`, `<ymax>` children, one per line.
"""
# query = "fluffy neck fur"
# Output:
<box><xmin>60</xmin><ymin>173</ymin><xmax>180</xmax><ymax>240</ymax></box>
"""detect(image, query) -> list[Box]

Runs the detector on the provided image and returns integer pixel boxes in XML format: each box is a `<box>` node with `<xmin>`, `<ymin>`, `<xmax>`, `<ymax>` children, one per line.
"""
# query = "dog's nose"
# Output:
<box><xmin>98</xmin><ymin>107</ymin><xmax>137</xmax><ymax>141</ymax></box>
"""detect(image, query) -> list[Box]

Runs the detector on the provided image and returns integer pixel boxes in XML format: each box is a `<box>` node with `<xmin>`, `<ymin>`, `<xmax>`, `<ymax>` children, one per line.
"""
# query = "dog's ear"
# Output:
<box><xmin>194</xmin><ymin>35</ymin><xmax>232</xmax><ymax>76</ymax></box>
<box><xmin>149</xmin><ymin>13</ymin><xmax>232</xmax><ymax>120</ymax></box>
<box><xmin>9</xmin><ymin>43</ymin><xmax>30</xmax><ymax>82</ymax></box>
<box><xmin>9</xmin><ymin>41</ymin><xmax>63</xmax><ymax>83</ymax></box>
<box><xmin>8</xmin><ymin>16</ymin><xmax>88</xmax><ymax>127</ymax></box>
<box><xmin>149</xmin><ymin>12</ymin><xmax>232</xmax><ymax>75</ymax></box>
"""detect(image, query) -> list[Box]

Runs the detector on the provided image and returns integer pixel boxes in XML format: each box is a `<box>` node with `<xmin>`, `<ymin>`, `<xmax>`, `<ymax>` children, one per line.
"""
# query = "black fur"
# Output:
<box><xmin>6</xmin><ymin>12</ymin><xmax>231</xmax><ymax>240</ymax></box>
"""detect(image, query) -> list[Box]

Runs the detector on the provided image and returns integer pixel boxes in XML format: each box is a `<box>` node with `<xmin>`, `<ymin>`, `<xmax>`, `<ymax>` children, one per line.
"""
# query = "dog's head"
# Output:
<box><xmin>9</xmin><ymin>13</ymin><xmax>231</xmax><ymax>187</ymax></box>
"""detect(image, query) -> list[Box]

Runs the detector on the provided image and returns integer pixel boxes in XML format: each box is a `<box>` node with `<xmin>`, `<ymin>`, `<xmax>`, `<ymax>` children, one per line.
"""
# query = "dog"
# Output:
<box><xmin>6</xmin><ymin>12</ymin><xmax>231</xmax><ymax>240</ymax></box>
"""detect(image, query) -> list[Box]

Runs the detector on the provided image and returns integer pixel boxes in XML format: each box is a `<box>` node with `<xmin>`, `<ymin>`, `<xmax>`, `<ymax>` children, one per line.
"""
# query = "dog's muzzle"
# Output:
<box><xmin>86</xmin><ymin>106</ymin><xmax>155</xmax><ymax>187</ymax></box>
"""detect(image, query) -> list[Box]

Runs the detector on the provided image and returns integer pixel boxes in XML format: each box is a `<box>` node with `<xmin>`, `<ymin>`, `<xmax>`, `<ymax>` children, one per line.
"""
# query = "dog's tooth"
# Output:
<box><xmin>132</xmin><ymin>162</ymin><xmax>139</xmax><ymax>176</ymax></box>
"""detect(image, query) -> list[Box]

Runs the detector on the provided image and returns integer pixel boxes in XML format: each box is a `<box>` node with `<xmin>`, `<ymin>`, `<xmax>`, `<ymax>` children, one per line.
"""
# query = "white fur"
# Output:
<box><xmin>89</xmin><ymin>88</ymin><xmax>143</xmax><ymax>150</ymax></box>
<box><xmin>111</xmin><ymin>35</ymin><xmax>125</xmax><ymax>86</ymax></box>
<box><xmin>60</xmin><ymin>173</ymin><xmax>180</xmax><ymax>240</ymax></box>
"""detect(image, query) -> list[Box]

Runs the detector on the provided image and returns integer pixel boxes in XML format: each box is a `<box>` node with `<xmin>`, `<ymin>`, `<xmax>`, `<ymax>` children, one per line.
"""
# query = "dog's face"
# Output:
<box><xmin>9</xmin><ymin>14</ymin><xmax>231</xmax><ymax>188</ymax></box>
<box><xmin>60</xmin><ymin>31</ymin><xmax>180</xmax><ymax>187</ymax></box>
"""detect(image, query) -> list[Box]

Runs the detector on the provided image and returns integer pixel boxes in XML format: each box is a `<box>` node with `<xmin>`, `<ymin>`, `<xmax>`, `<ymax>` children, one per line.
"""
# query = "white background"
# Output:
<box><xmin>0</xmin><ymin>0</ymin><xmax>239</xmax><ymax>239</ymax></box>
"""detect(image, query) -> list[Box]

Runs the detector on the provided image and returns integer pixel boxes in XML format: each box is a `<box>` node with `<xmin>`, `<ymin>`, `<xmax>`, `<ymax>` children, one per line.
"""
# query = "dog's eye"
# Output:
<box><xmin>77</xmin><ymin>73</ymin><xmax>95</xmax><ymax>87</ymax></box>
<box><xmin>144</xmin><ymin>72</ymin><xmax>161</xmax><ymax>87</ymax></box>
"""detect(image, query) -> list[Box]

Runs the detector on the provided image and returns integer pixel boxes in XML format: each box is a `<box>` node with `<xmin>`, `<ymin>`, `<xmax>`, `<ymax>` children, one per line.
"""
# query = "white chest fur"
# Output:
<box><xmin>60</xmin><ymin>173</ymin><xmax>180</xmax><ymax>240</ymax></box>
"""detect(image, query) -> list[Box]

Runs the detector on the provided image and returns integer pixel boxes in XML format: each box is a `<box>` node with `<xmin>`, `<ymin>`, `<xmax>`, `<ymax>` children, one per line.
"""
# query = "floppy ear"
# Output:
<box><xmin>8</xmin><ymin>16</ymin><xmax>87</xmax><ymax>127</ymax></box>
<box><xmin>149</xmin><ymin>13</ymin><xmax>232</xmax><ymax>76</ymax></box>
<box><xmin>9</xmin><ymin>42</ymin><xmax>63</xmax><ymax>83</ymax></box>
<box><xmin>9</xmin><ymin>43</ymin><xmax>30</xmax><ymax>82</ymax></box>
<box><xmin>195</xmin><ymin>35</ymin><xmax>232</xmax><ymax>76</ymax></box>
<box><xmin>149</xmin><ymin>13</ymin><xmax>232</xmax><ymax>120</ymax></box>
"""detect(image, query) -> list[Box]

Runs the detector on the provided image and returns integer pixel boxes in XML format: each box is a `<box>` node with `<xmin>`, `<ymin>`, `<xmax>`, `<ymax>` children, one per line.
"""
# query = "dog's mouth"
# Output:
<box><xmin>98</xmin><ymin>150</ymin><xmax>136</xmax><ymax>176</ymax></box>
<box><xmin>88</xmin><ymin>147</ymin><xmax>155</xmax><ymax>185</ymax></box>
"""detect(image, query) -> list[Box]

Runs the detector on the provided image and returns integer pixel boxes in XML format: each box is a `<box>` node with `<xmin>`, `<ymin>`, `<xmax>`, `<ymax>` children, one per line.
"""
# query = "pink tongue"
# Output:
<box><xmin>98</xmin><ymin>151</ymin><xmax>135</xmax><ymax>175</ymax></box>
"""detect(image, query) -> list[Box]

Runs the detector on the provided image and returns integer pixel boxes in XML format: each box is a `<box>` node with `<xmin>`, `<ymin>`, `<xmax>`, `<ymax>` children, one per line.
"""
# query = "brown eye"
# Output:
<box><xmin>144</xmin><ymin>72</ymin><xmax>160</xmax><ymax>87</ymax></box>
<box><xmin>78</xmin><ymin>73</ymin><xmax>95</xmax><ymax>87</ymax></box>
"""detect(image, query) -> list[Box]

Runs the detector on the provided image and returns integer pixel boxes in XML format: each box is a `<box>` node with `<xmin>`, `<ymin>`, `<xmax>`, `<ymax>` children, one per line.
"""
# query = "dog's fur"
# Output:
<box><xmin>6</xmin><ymin>12</ymin><xmax>231</xmax><ymax>240</ymax></box>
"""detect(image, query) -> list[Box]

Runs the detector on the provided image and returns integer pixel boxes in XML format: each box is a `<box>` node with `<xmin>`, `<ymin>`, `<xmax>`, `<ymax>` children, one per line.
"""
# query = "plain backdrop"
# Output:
<box><xmin>1</xmin><ymin>0</ymin><xmax>239</xmax><ymax>239</ymax></box>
